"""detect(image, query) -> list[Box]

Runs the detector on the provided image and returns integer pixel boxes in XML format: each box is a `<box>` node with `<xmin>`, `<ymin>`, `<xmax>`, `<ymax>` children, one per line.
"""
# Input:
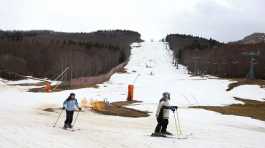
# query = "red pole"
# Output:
<box><xmin>127</xmin><ymin>84</ymin><xmax>134</xmax><ymax>101</ymax></box>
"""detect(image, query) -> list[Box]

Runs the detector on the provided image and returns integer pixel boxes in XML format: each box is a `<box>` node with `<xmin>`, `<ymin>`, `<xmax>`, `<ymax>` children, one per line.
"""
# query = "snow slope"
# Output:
<box><xmin>0</xmin><ymin>41</ymin><xmax>264</xmax><ymax>148</ymax></box>
<box><xmin>229</xmin><ymin>85</ymin><xmax>265</xmax><ymax>101</ymax></box>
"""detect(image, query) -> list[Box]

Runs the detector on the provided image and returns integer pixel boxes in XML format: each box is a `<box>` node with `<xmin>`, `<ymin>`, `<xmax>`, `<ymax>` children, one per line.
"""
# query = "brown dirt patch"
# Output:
<box><xmin>29</xmin><ymin>83</ymin><xmax>99</xmax><ymax>92</ymax></box>
<box><xmin>91</xmin><ymin>101</ymin><xmax>150</xmax><ymax>118</ymax></box>
<box><xmin>43</xmin><ymin>108</ymin><xmax>57</xmax><ymax>112</ymax></box>
<box><xmin>42</xmin><ymin>100</ymin><xmax>149</xmax><ymax>118</ymax></box>
<box><xmin>10</xmin><ymin>81</ymin><xmax>45</xmax><ymax>87</ymax></box>
<box><xmin>193</xmin><ymin>97</ymin><xmax>265</xmax><ymax>121</ymax></box>
<box><xmin>111</xmin><ymin>100</ymin><xmax>142</xmax><ymax>106</ymax></box>
<box><xmin>116</xmin><ymin>67</ymin><xmax>128</xmax><ymax>74</ymax></box>
<box><xmin>226</xmin><ymin>78</ymin><xmax>265</xmax><ymax>91</ymax></box>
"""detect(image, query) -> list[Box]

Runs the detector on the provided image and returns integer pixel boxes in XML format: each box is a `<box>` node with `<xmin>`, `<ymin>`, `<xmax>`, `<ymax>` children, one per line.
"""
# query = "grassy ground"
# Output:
<box><xmin>193</xmin><ymin>97</ymin><xmax>265</xmax><ymax>121</ymax></box>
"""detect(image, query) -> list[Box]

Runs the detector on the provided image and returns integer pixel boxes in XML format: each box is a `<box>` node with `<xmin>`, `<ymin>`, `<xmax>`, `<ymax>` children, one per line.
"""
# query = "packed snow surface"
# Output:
<box><xmin>0</xmin><ymin>42</ymin><xmax>264</xmax><ymax>148</ymax></box>
<box><xmin>229</xmin><ymin>85</ymin><xmax>265</xmax><ymax>101</ymax></box>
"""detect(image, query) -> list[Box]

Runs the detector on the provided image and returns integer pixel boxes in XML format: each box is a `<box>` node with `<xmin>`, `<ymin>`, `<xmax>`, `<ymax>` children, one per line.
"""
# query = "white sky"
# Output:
<box><xmin>1</xmin><ymin>0</ymin><xmax>265</xmax><ymax>42</ymax></box>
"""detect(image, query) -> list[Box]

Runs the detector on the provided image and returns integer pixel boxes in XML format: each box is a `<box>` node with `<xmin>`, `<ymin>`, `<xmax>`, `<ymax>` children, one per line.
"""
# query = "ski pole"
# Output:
<box><xmin>72</xmin><ymin>110</ymin><xmax>80</xmax><ymax>128</ymax></box>
<box><xmin>176</xmin><ymin>110</ymin><xmax>183</xmax><ymax>135</ymax></box>
<box><xmin>53</xmin><ymin>109</ymin><xmax>64</xmax><ymax>127</ymax></box>
<box><xmin>173</xmin><ymin>111</ymin><xmax>180</xmax><ymax>136</ymax></box>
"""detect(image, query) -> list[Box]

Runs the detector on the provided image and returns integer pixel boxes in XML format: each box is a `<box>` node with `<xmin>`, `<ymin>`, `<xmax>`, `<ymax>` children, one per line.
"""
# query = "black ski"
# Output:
<box><xmin>150</xmin><ymin>133</ymin><xmax>192</xmax><ymax>139</ymax></box>
<box><xmin>169</xmin><ymin>133</ymin><xmax>192</xmax><ymax>139</ymax></box>
<box><xmin>150</xmin><ymin>133</ymin><xmax>167</xmax><ymax>137</ymax></box>
<box><xmin>62</xmin><ymin>127</ymin><xmax>80</xmax><ymax>132</ymax></box>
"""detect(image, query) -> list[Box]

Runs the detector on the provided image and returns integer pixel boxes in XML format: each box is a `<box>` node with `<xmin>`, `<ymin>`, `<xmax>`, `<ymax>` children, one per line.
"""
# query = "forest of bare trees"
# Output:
<box><xmin>0</xmin><ymin>30</ymin><xmax>142</xmax><ymax>80</ymax></box>
<box><xmin>166</xmin><ymin>34</ymin><xmax>265</xmax><ymax>79</ymax></box>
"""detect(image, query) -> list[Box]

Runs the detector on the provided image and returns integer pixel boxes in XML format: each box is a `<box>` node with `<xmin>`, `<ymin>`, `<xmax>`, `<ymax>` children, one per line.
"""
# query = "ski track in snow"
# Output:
<box><xmin>0</xmin><ymin>41</ymin><xmax>264</xmax><ymax>148</ymax></box>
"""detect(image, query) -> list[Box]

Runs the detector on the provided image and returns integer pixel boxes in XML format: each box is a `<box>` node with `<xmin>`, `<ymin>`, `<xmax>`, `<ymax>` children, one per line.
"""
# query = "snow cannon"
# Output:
<box><xmin>127</xmin><ymin>84</ymin><xmax>134</xmax><ymax>101</ymax></box>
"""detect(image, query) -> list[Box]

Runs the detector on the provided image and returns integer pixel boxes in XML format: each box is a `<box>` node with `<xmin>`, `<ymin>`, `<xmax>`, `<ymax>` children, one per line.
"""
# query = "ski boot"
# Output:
<box><xmin>63</xmin><ymin>124</ymin><xmax>71</xmax><ymax>129</ymax></box>
<box><xmin>165</xmin><ymin>131</ymin><xmax>173</xmax><ymax>136</ymax></box>
<box><xmin>63</xmin><ymin>124</ymin><xmax>68</xmax><ymax>129</ymax></box>
<box><xmin>151</xmin><ymin>132</ymin><xmax>167</xmax><ymax>137</ymax></box>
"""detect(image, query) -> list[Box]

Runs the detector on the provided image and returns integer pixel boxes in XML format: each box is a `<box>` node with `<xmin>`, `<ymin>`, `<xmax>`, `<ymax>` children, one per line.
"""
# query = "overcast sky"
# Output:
<box><xmin>1</xmin><ymin>0</ymin><xmax>264</xmax><ymax>42</ymax></box>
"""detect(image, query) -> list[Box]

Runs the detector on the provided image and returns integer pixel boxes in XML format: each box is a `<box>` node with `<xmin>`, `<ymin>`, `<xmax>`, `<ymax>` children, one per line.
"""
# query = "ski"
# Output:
<box><xmin>150</xmin><ymin>133</ymin><xmax>167</xmax><ymax>137</ymax></box>
<box><xmin>150</xmin><ymin>133</ymin><xmax>192</xmax><ymax>139</ymax></box>
<box><xmin>172</xmin><ymin>133</ymin><xmax>192</xmax><ymax>139</ymax></box>
<box><xmin>62</xmin><ymin>127</ymin><xmax>81</xmax><ymax>132</ymax></box>
<box><xmin>168</xmin><ymin>135</ymin><xmax>189</xmax><ymax>139</ymax></box>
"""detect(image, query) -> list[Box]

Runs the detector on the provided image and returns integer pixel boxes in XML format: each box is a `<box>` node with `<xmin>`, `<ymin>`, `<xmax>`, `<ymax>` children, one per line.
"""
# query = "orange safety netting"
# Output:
<box><xmin>80</xmin><ymin>98</ymin><xmax>107</xmax><ymax>111</ymax></box>
<box><xmin>44</xmin><ymin>82</ymin><xmax>52</xmax><ymax>92</ymax></box>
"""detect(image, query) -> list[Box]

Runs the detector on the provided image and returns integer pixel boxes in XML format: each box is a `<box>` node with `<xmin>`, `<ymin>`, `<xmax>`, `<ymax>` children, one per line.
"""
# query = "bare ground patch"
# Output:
<box><xmin>42</xmin><ymin>100</ymin><xmax>149</xmax><ymax>118</ymax></box>
<box><xmin>116</xmin><ymin>67</ymin><xmax>128</xmax><ymax>74</ymax></box>
<box><xmin>89</xmin><ymin>100</ymin><xmax>150</xmax><ymax>118</ymax></box>
<box><xmin>9</xmin><ymin>81</ymin><xmax>45</xmax><ymax>87</ymax></box>
<box><xmin>29</xmin><ymin>83</ymin><xmax>99</xmax><ymax>92</ymax></box>
<box><xmin>193</xmin><ymin>97</ymin><xmax>265</xmax><ymax>121</ymax></box>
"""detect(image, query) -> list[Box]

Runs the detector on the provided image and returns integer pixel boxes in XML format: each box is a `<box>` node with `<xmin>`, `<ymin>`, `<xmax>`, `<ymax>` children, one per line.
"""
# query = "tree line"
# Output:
<box><xmin>0</xmin><ymin>30</ymin><xmax>142</xmax><ymax>80</ymax></box>
<box><xmin>166</xmin><ymin>34</ymin><xmax>265</xmax><ymax>79</ymax></box>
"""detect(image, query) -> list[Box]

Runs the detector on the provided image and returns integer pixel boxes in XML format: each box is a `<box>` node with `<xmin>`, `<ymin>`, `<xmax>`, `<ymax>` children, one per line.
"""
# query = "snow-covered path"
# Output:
<box><xmin>0</xmin><ymin>42</ymin><xmax>264</xmax><ymax>148</ymax></box>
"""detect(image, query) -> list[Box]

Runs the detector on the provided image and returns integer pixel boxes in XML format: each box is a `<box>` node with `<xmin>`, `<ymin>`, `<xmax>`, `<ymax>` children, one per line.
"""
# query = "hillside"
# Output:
<box><xmin>166</xmin><ymin>34</ymin><xmax>222</xmax><ymax>50</ymax></box>
<box><xmin>0</xmin><ymin>41</ymin><xmax>264</xmax><ymax>148</ymax></box>
<box><xmin>0</xmin><ymin>30</ymin><xmax>142</xmax><ymax>81</ymax></box>
<box><xmin>232</xmin><ymin>33</ymin><xmax>265</xmax><ymax>44</ymax></box>
<box><xmin>166</xmin><ymin>33</ymin><xmax>265</xmax><ymax>79</ymax></box>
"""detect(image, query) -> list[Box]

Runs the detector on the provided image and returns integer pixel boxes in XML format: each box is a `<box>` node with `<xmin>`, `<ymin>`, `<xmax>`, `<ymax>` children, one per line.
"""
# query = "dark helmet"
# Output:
<box><xmin>162</xmin><ymin>92</ymin><xmax>168</xmax><ymax>97</ymax></box>
<box><xmin>162</xmin><ymin>92</ymin><xmax>170</xmax><ymax>100</ymax></box>
<box><xmin>70</xmin><ymin>93</ymin><xmax>75</xmax><ymax>96</ymax></box>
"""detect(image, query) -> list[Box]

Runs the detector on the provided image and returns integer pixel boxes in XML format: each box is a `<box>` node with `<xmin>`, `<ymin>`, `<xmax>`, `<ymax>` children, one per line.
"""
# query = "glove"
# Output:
<box><xmin>78</xmin><ymin>107</ymin><xmax>82</xmax><ymax>111</ymax></box>
<box><xmin>173</xmin><ymin>106</ymin><xmax>178</xmax><ymax>109</ymax></box>
<box><xmin>170</xmin><ymin>106</ymin><xmax>178</xmax><ymax>112</ymax></box>
<box><xmin>62</xmin><ymin>107</ymin><xmax>65</xmax><ymax>110</ymax></box>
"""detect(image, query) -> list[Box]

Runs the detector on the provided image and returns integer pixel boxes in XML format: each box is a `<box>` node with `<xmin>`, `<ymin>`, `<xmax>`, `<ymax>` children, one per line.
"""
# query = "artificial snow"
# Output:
<box><xmin>0</xmin><ymin>41</ymin><xmax>264</xmax><ymax>148</ymax></box>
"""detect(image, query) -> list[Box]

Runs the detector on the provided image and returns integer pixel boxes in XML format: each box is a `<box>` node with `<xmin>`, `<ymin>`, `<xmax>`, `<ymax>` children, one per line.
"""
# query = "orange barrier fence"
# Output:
<box><xmin>44</xmin><ymin>82</ymin><xmax>52</xmax><ymax>92</ymax></box>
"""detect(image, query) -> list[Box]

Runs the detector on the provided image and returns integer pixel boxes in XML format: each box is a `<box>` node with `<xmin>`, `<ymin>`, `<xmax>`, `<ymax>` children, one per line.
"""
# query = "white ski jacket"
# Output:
<box><xmin>156</xmin><ymin>98</ymin><xmax>170</xmax><ymax>119</ymax></box>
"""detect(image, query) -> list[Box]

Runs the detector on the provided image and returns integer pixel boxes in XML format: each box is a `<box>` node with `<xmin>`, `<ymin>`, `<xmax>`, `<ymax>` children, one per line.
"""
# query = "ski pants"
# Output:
<box><xmin>155</xmin><ymin>118</ymin><xmax>168</xmax><ymax>133</ymax></box>
<box><xmin>64</xmin><ymin>110</ymin><xmax>74</xmax><ymax>126</ymax></box>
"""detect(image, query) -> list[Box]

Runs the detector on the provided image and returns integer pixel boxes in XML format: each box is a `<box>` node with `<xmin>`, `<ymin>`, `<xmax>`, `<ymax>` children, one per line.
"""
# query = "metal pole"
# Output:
<box><xmin>247</xmin><ymin>57</ymin><xmax>256</xmax><ymax>79</ymax></box>
<box><xmin>72</xmin><ymin>110</ymin><xmax>80</xmax><ymax>128</ymax></box>
<box><xmin>52</xmin><ymin>109</ymin><xmax>64</xmax><ymax>127</ymax></box>
<box><xmin>173</xmin><ymin>111</ymin><xmax>180</xmax><ymax>136</ymax></box>
<box><xmin>133</xmin><ymin>74</ymin><xmax>140</xmax><ymax>84</ymax></box>
<box><xmin>54</xmin><ymin>67</ymin><xmax>70</xmax><ymax>81</ymax></box>
<box><xmin>176</xmin><ymin>110</ymin><xmax>183</xmax><ymax>135</ymax></box>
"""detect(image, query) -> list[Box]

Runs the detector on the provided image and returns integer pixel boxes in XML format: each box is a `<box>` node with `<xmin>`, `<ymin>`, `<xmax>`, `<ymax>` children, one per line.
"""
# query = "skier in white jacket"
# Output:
<box><xmin>153</xmin><ymin>92</ymin><xmax>178</xmax><ymax>136</ymax></box>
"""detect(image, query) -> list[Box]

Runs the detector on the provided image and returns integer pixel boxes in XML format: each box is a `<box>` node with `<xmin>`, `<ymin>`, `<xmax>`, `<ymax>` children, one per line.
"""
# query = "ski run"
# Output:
<box><xmin>0</xmin><ymin>41</ymin><xmax>264</xmax><ymax>148</ymax></box>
